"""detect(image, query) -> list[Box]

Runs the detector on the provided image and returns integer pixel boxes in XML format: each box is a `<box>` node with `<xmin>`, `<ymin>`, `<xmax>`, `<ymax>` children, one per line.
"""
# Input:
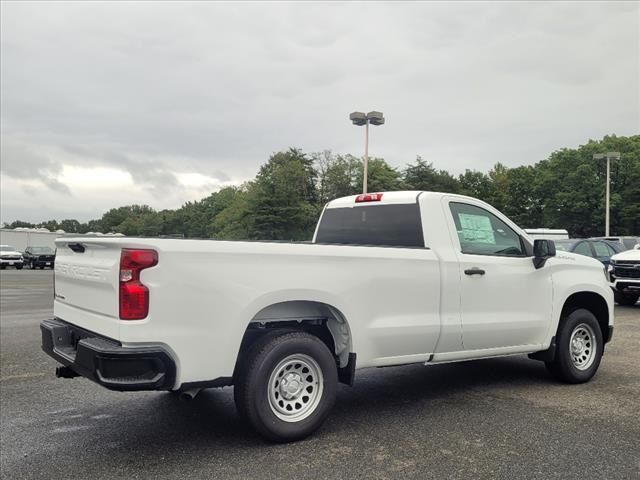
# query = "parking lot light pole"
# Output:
<box><xmin>593</xmin><ymin>152</ymin><xmax>621</xmax><ymax>236</ymax></box>
<box><xmin>350</xmin><ymin>111</ymin><xmax>385</xmax><ymax>193</ymax></box>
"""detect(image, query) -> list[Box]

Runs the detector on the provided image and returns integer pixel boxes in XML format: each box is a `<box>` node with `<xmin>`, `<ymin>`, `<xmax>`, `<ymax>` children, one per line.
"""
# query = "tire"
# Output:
<box><xmin>0</xmin><ymin>265</ymin><xmax>5</xmax><ymax>270</ymax></box>
<box><xmin>234</xmin><ymin>331</ymin><xmax>337</xmax><ymax>442</ymax></box>
<box><xmin>545</xmin><ymin>308</ymin><xmax>604</xmax><ymax>383</ymax></box>
<box><xmin>16</xmin><ymin>265</ymin><xmax>23</xmax><ymax>270</ymax></box>
<box><xmin>39</xmin><ymin>266</ymin><xmax>44</xmax><ymax>270</ymax></box>
<box><xmin>614</xmin><ymin>291</ymin><xmax>639</xmax><ymax>306</ymax></box>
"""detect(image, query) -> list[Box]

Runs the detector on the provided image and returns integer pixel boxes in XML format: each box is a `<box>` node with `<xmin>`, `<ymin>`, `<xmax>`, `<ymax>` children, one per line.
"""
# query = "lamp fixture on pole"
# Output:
<box><xmin>350</xmin><ymin>111</ymin><xmax>385</xmax><ymax>194</ymax></box>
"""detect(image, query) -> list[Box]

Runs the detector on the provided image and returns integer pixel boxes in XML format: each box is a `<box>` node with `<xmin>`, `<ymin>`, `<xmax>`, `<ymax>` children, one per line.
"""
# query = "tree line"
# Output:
<box><xmin>5</xmin><ymin>134</ymin><xmax>639</xmax><ymax>239</ymax></box>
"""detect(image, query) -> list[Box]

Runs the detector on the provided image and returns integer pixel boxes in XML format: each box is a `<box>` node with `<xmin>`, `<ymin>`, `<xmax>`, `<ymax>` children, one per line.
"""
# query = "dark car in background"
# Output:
<box><xmin>554</xmin><ymin>239</ymin><xmax>623</xmax><ymax>267</ymax></box>
<box><xmin>592</xmin><ymin>236</ymin><xmax>640</xmax><ymax>251</ymax></box>
<box><xmin>23</xmin><ymin>246</ymin><xmax>56</xmax><ymax>269</ymax></box>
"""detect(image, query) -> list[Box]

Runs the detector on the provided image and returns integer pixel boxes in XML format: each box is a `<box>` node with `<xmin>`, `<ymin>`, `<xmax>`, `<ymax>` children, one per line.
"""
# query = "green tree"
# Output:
<box><xmin>246</xmin><ymin>148</ymin><xmax>319</xmax><ymax>240</ymax></box>
<box><xmin>359</xmin><ymin>157</ymin><xmax>404</xmax><ymax>193</ymax></box>
<box><xmin>503</xmin><ymin>166</ymin><xmax>542</xmax><ymax>228</ymax></box>
<box><xmin>58</xmin><ymin>219</ymin><xmax>82</xmax><ymax>233</ymax></box>
<box><xmin>5</xmin><ymin>220</ymin><xmax>35</xmax><ymax>229</ymax></box>
<box><xmin>315</xmin><ymin>151</ymin><xmax>359</xmax><ymax>204</ymax></box>
<box><xmin>211</xmin><ymin>186</ymin><xmax>252</xmax><ymax>240</ymax></box>
<box><xmin>530</xmin><ymin>134</ymin><xmax>640</xmax><ymax>236</ymax></box>
<box><xmin>101</xmin><ymin>205</ymin><xmax>155</xmax><ymax>233</ymax></box>
<box><xmin>39</xmin><ymin>219</ymin><xmax>59</xmax><ymax>231</ymax></box>
<box><xmin>403</xmin><ymin>156</ymin><xmax>461</xmax><ymax>193</ymax></box>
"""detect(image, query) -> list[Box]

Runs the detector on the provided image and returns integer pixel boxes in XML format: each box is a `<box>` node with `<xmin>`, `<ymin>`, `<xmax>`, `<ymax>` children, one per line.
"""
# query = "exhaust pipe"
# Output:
<box><xmin>179</xmin><ymin>388</ymin><xmax>201</xmax><ymax>401</ymax></box>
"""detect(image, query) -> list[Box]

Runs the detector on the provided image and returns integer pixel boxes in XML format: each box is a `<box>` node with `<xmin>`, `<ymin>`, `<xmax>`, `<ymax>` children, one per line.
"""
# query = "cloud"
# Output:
<box><xmin>1</xmin><ymin>1</ymin><xmax>638</xmax><ymax>222</ymax></box>
<box><xmin>0</xmin><ymin>138</ymin><xmax>72</xmax><ymax>195</ymax></box>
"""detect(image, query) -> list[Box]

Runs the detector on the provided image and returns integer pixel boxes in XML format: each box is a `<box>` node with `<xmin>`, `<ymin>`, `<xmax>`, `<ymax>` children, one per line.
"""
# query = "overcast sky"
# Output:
<box><xmin>1</xmin><ymin>1</ymin><xmax>638</xmax><ymax>223</ymax></box>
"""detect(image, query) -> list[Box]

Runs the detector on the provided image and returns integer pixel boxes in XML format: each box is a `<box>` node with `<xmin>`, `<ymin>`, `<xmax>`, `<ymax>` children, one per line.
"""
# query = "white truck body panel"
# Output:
<box><xmin>52</xmin><ymin>191</ymin><xmax>614</xmax><ymax>389</ymax></box>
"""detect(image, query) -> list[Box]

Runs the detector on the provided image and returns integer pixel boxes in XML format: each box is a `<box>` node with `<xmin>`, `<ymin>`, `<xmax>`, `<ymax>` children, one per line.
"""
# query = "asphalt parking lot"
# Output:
<box><xmin>1</xmin><ymin>269</ymin><xmax>639</xmax><ymax>480</ymax></box>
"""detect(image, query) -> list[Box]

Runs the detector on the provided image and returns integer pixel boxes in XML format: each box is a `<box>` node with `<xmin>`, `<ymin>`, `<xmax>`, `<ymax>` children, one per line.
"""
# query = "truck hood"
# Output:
<box><xmin>611</xmin><ymin>249</ymin><xmax>640</xmax><ymax>262</ymax></box>
<box><xmin>552</xmin><ymin>251</ymin><xmax>604</xmax><ymax>269</ymax></box>
<box><xmin>0</xmin><ymin>250</ymin><xmax>23</xmax><ymax>256</ymax></box>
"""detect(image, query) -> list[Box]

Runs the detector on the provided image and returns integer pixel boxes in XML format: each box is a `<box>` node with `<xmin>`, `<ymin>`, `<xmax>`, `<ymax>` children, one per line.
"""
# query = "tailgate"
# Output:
<box><xmin>53</xmin><ymin>239</ymin><xmax>122</xmax><ymax>340</ymax></box>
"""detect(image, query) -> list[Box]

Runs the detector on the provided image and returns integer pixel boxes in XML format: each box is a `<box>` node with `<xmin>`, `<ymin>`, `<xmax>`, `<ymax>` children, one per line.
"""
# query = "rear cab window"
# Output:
<box><xmin>315</xmin><ymin>200</ymin><xmax>424</xmax><ymax>248</ymax></box>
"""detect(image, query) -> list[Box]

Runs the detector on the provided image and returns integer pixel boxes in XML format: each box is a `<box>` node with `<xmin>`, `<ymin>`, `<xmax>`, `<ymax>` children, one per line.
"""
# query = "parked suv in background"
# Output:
<box><xmin>0</xmin><ymin>245</ymin><xmax>24</xmax><ymax>269</ymax></box>
<box><xmin>554</xmin><ymin>239</ymin><xmax>623</xmax><ymax>267</ymax></box>
<box><xmin>594</xmin><ymin>236</ymin><xmax>640</xmax><ymax>251</ymax></box>
<box><xmin>608</xmin><ymin>248</ymin><xmax>640</xmax><ymax>306</ymax></box>
<box><xmin>23</xmin><ymin>246</ymin><xmax>56</xmax><ymax>269</ymax></box>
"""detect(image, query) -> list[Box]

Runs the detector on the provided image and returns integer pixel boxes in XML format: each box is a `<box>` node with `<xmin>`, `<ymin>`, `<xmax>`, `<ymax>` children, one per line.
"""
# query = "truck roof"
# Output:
<box><xmin>326</xmin><ymin>191</ymin><xmax>474</xmax><ymax>209</ymax></box>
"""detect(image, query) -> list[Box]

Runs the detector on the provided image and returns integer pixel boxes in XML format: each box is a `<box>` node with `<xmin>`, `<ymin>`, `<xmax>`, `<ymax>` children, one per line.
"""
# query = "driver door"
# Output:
<box><xmin>447</xmin><ymin>200</ymin><xmax>553</xmax><ymax>351</ymax></box>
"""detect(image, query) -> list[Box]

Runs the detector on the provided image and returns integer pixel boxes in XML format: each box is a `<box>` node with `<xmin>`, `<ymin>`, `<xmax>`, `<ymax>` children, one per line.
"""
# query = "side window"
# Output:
<box><xmin>593</xmin><ymin>242</ymin><xmax>614</xmax><ymax>257</ymax></box>
<box><xmin>574</xmin><ymin>242</ymin><xmax>593</xmax><ymax>257</ymax></box>
<box><xmin>449</xmin><ymin>202</ymin><xmax>525</xmax><ymax>256</ymax></box>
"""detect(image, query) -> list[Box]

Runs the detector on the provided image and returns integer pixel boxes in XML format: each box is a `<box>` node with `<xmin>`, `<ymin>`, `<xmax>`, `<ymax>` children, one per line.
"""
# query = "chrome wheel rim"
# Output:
<box><xmin>569</xmin><ymin>323</ymin><xmax>597</xmax><ymax>371</ymax></box>
<box><xmin>267</xmin><ymin>354</ymin><xmax>323</xmax><ymax>423</ymax></box>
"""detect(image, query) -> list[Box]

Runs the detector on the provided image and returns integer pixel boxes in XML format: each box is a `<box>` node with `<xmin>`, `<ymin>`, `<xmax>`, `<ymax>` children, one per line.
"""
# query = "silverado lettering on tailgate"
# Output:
<box><xmin>56</xmin><ymin>263</ymin><xmax>110</xmax><ymax>282</ymax></box>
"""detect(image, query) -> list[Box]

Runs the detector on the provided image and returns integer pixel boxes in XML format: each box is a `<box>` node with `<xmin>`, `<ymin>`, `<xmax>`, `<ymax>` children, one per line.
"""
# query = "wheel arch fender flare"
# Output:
<box><xmin>232</xmin><ymin>290</ymin><xmax>356</xmax><ymax>371</ymax></box>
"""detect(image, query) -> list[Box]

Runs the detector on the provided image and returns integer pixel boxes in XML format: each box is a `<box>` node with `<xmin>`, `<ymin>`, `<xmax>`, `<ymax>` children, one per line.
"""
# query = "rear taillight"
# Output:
<box><xmin>355</xmin><ymin>193</ymin><xmax>383</xmax><ymax>203</ymax></box>
<box><xmin>119</xmin><ymin>249</ymin><xmax>158</xmax><ymax>320</ymax></box>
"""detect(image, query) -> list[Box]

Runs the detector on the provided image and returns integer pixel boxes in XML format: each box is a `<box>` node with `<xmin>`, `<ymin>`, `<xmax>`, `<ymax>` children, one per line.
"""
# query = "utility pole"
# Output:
<box><xmin>593</xmin><ymin>152</ymin><xmax>621</xmax><ymax>236</ymax></box>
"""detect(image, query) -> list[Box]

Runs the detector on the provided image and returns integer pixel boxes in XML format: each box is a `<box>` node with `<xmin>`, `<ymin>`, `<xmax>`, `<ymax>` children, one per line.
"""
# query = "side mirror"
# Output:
<box><xmin>533</xmin><ymin>239</ymin><xmax>556</xmax><ymax>269</ymax></box>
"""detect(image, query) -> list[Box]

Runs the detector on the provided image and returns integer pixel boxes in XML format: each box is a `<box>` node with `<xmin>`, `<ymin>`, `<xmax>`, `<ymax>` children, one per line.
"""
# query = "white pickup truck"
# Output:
<box><xmin>608</xmin><ymin>247</ymin><xmax>640</xmax><ymax>306</ymax></box>
<box><xmin>41</xmin><ymin>191</ymin><xmax>614</xmax><ymax>442</ymax></box>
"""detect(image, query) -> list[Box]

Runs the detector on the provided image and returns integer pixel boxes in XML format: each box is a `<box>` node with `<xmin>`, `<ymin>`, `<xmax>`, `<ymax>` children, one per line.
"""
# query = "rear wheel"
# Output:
<box><xmin>546</xmin><ymin>308</ymin><xmax>603</xmax><ymax>383</ymax></box>
<box><xmin>234</xmin><ymin>331</ymin><xmax>337</xmax><ymax>442</ymax></box>
<box><xmin>614</xmin><ymin>291</ymin><xmax>639</xmax><ymax>306</ymax></box>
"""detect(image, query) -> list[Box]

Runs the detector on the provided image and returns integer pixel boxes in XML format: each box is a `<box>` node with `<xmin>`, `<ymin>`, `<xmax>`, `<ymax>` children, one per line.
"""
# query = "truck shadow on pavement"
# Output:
<box><xmin>100</xmin><ymin>355</ymin><xmax>554</xmax><ymax>449</ymax></box>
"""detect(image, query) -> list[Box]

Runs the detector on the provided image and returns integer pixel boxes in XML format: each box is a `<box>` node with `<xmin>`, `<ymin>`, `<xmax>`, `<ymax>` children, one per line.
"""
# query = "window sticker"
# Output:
<box><xmin>458</xmin><ymin>213</ymin><xmax>495</xmax><ymax>244</ymax></box>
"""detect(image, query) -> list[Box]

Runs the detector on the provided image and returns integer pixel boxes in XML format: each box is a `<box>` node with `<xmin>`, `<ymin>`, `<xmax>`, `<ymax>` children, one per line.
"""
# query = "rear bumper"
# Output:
<box><xmin>40</xmin><ymin>318</ymin><xmax>176</xmax><ymax>391</ymax></box>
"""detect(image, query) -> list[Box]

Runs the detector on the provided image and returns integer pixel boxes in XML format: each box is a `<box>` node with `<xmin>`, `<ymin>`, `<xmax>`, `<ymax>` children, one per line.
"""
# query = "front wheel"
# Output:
<box><xmin>546</xmin><ymin>308</ymin><xmax>604</xmax><ymax>383</ymax></box>
<box><xmin>234</xmin><ymin>331</ymin><xmax>337</xmax><ymax>442</ymax></box>
<box><xmin>614</xmin><ymin>291</ymin><xmax>639</xmax><ymax>306</ymax></box>
<box><xmin>16</xmin><ymin>265</ymin><xmax>23</xmax><ymax>270</ymax></box>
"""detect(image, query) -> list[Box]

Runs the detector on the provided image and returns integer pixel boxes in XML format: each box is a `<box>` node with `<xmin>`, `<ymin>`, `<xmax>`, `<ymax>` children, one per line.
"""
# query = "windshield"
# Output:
<box><xmin>0</xmin><ymin>246</ymin><xmax>17</xmax><ymax>252</ymax></box>
<box><xmin>30</xmin><ymin>247</ymin><xmax>54</xmax><ymax>254</ymax></box>
<box><xmin>553</xmin><ymin>240</ymin><xmax>574</xmax><ymax>252</ymax></box>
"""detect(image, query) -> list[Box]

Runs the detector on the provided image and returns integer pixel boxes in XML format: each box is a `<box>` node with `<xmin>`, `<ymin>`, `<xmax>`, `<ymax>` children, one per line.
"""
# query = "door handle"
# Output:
<box><xmin>464</xmin><ymin>268</ymin><xmax>486</xmax><ymax>276</ymax></box>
